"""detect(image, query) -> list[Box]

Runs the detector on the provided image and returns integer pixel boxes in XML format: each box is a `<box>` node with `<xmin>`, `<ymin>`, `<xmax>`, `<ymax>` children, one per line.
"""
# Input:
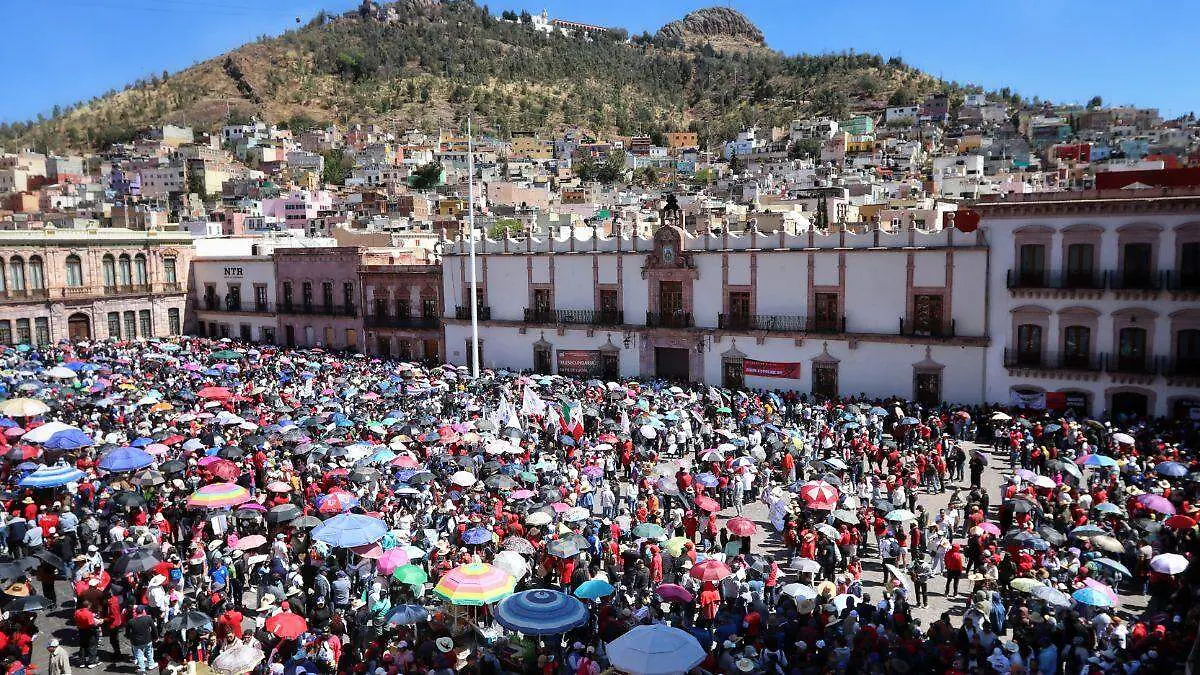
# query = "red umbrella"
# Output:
<box><xmin>207</xmin><ymin>459</ymin><xmax>241</xmax><ymax>481</ymax></box>
<box><xmin>197</xmin><ymin>386</ymin><xmax>233</xmax><ymax>401</ymax></box>
<box><xmin>655</xmin><ymin>583</ymin><xmax>693</xmax><ymax>603</ymax></box>
<box><xmin>318</xmin><ymin>491</ymin><xmax>356</xmax><ymax>514</ymax></box>
<box><xmin>264</xmin><ymin>612</ymin><xmax>308</xmax><ymax>639</ymax></box>
<box><xmin>160</xmin><ymin>435</ymin><xmax>185</xmax><ymax>446</ymax></box>
<box><xmin>1165</xmin><ymin>514</ymin><xmax>1196</xmax><ymax>530</ymax></box>
<box><xmin>693</xmin><ymin>495</ymin><xmax>720</xmax><ymax>512</ymax></box>
<box><xmin>725</xmin><ymin>516</ymin><xmax>758</xmax><ymax>537</ymax></box>
<box><xmin>798</xmin><ymin>481</ymin><xmax>840</xmax><ymax>510</ymax></box>
<box><xmin>689</xmin><ymin>559</ymin><xmax>732</xmax><ymax>583</ymax></box>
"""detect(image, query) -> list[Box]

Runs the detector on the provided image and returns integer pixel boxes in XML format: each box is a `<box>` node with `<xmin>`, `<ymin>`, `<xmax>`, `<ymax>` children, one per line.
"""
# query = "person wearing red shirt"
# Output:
<box><xmin>74</xmin><ymin>601</ymin><xmax>101</xmax><ymax>667</ymax></box>
<box><xmin>698</xmin><ymin>582</ymin><xmax>721</xmax><ymax>626</ymax></box>
<box><xmin>943</xmin><ymin>544</ymin><xmax>965</xmax><ymax>596</ymax></box>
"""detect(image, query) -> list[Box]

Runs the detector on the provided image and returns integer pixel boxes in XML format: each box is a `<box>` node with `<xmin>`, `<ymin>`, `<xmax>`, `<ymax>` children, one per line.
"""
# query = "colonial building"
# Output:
<box><xmin>441</xmin><ymin>204</ymin><xmax>989</xmax><ymax>405</ymax></box>
<box><xmin>0</xmin><ymin>226</ymin><xmax>192</xmax><ymax>344</ymax></box>
<box><xmin>360</xmin><ymin>256</ymin><xmax>442</xmax><ymax>362</ymax></box>
<box><xmin>980</xmin><ymin>188</ymin><xmax>1200</xmax><ymax>419</ymax></box>
<box><xmin>274</xmin><ymin>247</ymin><xmax>365</xmax><ymax>351</ymax></box>
<box><xmin>190</xmin><ymin>253</ymin><xmax>278</xmax><ymax>344</ymax></box>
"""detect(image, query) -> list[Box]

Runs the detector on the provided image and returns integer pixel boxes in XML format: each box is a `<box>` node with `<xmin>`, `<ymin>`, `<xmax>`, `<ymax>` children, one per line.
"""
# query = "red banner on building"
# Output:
<box><xmin>556</xmin><ymin>350</ymin><xmax>601</xmax><ymax>377</ymax></box>
<box><xmin>743</xmin><ymin>359</ymin><xmax>801</xmax><ymax>379</ymax></box>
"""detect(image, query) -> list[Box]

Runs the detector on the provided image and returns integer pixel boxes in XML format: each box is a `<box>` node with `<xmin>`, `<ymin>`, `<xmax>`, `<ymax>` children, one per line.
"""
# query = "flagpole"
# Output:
<box><xmin>467</xmin><ymin>117</ymin><xmax>481</xmax><ymax>378</ymax></box>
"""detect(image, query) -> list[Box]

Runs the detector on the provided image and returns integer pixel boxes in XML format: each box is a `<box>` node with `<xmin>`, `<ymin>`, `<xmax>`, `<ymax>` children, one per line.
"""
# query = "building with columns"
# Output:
<box><xmin>441</xmin><ymin>205</ymin><xmax>990</xmax><ymax>406</ymax></box>
<box><xmin>0</xmin><ymin>226</ymin><xmax>192</xmax><ymax>345</ymax></box>
<box><xmin>980</xmin><ymin>189</ymin><xmax>1200</xmax><ymax>419</ymax></box>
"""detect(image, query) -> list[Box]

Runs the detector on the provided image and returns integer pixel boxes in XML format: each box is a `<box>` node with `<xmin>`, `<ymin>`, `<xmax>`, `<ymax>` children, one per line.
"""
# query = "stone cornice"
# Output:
<box><xmin>975</xmin><ymin>194</ymin><xmax>1200</xmax><ymax>218</ymax></box>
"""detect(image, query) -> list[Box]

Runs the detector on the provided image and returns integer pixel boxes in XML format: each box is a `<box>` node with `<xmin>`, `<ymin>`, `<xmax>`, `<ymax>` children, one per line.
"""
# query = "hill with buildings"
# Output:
<box><xmin>0</xmin><ymin>1</ymin><xmax>972</xmax><ymax>152</ymax></box>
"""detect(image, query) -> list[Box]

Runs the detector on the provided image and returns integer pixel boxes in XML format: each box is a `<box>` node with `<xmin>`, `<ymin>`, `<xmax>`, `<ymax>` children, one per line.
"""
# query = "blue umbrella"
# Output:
<box><xmin>869</xmin><ymin>407</ymin><xmax>888</xmax><ymax>416</ymax></box>
<box><xmin>462</xmin><ymin>527</ymin><xmax>493</xmax><ymax>545</ymax></box>
<box><xmin>19</xmin><ymin>463</ymin><xmax>85</xmax><ymax>488</ymax></box>
<box><xmin>129</xmin><ymin>437</ymin><xmax>154</xmax><ymax>448</ymax></box>
<box><xmin>1070</xmin><ymin>524</ymin><xmax>1106</xmax><ymax>538</ymax></box>
<box><xmin>573</xmin><ymin>578</ymin><xmax>615</xmax><ymax>600</ymax></box>
<box><xmin>1091</xmin><ymin>557</ymin><xmax>1132</xmax><ymax>577</ymax></box>
<box><xmin>1155</xmin><ymin>461</ymin><xmax>1188</xmax><ymax>477</ymax></box>
<box><xmin>311</xmin><ymin>513</ymin><xmax>387</xmax><ymax>548</ymax></box>
<box><xmin>696</xmin><ymin>473</ymin><xmax>719</xmax><ymax>488</ymax></box>
<box><xmin>1082</xmin><ymin>454</ymin><xmax>1119</xmax><ymax>468</ymax></box>
<box><xmin>1094</xmin><ymin>502</ymin><xmax>1124</xmax><ymax>515</ymax></box>
<box><xmin>899</xmin><ymin>417</ymin><xmax>919</xmax><ymax>425</ymax></box>
<box><xmin>98</xmin><ymin>447</ymin><xmax>154</xmax><ymax>473</ymax></box>
<box><xmin>385</xmin><ymin>604</ymin><xmax>429</xmax><ymax>626</ymax></box>
<box><xmin>1072</xmin><ymin>587</ymin><xmax>1113</xmax><ymax>607</ymax></box>
<box><xmin>43</xmin><ymin>428</ymin><xmax>94</xmax><ymax>450</ymax></box>
<box><xmin>495</xmin><ymin>589</ymin><xmax>588</xmax><ymax>635</ymax></box>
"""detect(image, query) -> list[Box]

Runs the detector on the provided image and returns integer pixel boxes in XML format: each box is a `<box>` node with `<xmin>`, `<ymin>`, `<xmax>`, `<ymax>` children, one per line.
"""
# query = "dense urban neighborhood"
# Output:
<box><xmin>0</xmin><ymin>2</ymin><xmax>1198</xmax><ymax>675</ymax></box>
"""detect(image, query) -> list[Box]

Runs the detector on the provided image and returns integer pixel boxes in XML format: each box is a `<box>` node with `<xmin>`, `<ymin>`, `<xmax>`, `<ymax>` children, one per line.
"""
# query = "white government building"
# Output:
<box><xmin>441</xmin><ymin>189</ymin><xmax>1200</xmax><ymax>420</ymax></box>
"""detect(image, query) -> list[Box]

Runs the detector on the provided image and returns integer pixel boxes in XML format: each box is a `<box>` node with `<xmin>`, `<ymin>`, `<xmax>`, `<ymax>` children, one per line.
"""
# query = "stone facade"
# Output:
<box><xmin>0</xmin><ymin>227</ymin><xmax>193</xmax><ymax>345</ymax></box>
<box><xmin>360</xmin><ymin>258</ymin><xmax>443</xmax><ymax>362</ymax></box>
<box><xmin>273</xmin><ymin>247</ymin><xmax>366</xmax><ymax>351</ymax></box>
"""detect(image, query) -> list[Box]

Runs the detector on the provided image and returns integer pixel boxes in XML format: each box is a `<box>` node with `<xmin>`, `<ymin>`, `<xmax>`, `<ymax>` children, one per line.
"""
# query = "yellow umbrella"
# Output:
<box><xmin>150</xmin><ymin>401</ymin><xmax>175</xmax><ymax>413</ymax></box>
<box><xmin>0</xmin><ymin>398</ymin><xmax>49</xmax><ymax>417</ymax></box>
<box><xmin>664</xmin><ymin>536</ymin><xmax>691</xmax><ymax>556</ymax></box>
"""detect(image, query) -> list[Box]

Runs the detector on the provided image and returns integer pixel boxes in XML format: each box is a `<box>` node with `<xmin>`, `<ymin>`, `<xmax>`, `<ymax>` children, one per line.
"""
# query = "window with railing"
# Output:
<box><xmin>139</xmin><ymin>310</ymin><xmax>152</xmax><ymax>338</ymax></box>
<box><xmin>812</xmin><ymin>293</ymin><xmax>840</xmax><ymax>332</ymax></box>
<box><xmin>124</xmin><ymin>311</ymin><xmax>136</xmax><ymax>339</ymax></box>
<box><xmin>118</xmin><ymin>255</ymin><xmax>132</xmax><ymax>287</ymax></box>
<box><xmin>168</xmin><ymin>308</ymin><xmax>181</xmax><ymax>335</ymax></box>
<box><xmin>15</xmin><ymin>318</ymin><xmax>29</xmax><ymax>344</ymax></box>
<box><xmin>1178</xmin><ymin>242</ymin><xmax>1200</xmax><ymax>290</ymax></box>
<box><xmin>34</xmin><ymin>318</ymin><xmax>49</xmax><ymax>346</ymax></box>
<box><xmin>1121</xmin><ymin>243</ymin><xmax>1153</xmax><ymax>288</ymax></box>
<box><xmin>108</xmin><ymin>312</ymin><xmax>121</xmax><ymax>339</ymax></box>
<box><xmin>1016</xmin><ymin>324</ymin><xmax>1043</xmax><ymax>366</ymax></box>
<box><xmin>1062</xmin><ymin>325</ymin><xmax>1091</xmax><ymax>368</ymax></box>
<box><xmin>164</xmin><ymin>257</ymin><xmax>178</xmax><ymax>285</ymax></box>
<box><xmin>283</xmin><ymin>282</ymin><xmax>294</xmax><ymax>310</ymax></box>
<box><xmin>1065</xmin><ymin>243</ymin><xmax>1095</xmax><ymax>288</ymax></box>
<box><xmin>1117</xmin><ymin>326</ymin><xmax>1148</xmax><ymax>371</ymax></box>
<box><xmin>322</xmin><ymin>282</ymin><xmax>334</xmax><ymax>310</ymax></box>
<box><xmin>1174</xmin><ymin>329</ymin><xmax>1200</xmax><ymax>376</ymax></box>
<box><xmin>134</xmin><ymin>255</ymin><xmax>148</xmax><ymax>285</ymax></box>
<box><xmin>301</xmin><ymin>282</ymin><xmax>313</xmax><ymax>309</ymax></box>
<box><xmin>0</xmin><ymin>320</ymin><xmax>10</xmax><ymax>345</ymax></box>
<box><xmin>1017</xmin><ymin>244</ymin><xmax>1045</xmax><ymax>286</ymax></box>
<box><xmin>9</xmin><ymin>256</ymin><xmax>25</xmax><ymax>292</ymax></box>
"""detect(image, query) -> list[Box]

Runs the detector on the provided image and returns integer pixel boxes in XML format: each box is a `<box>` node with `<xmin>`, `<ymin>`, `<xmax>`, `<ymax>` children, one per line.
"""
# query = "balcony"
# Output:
<box><xmin>104</xmin><ymin>284</ymin><xmax>151</xmax><ymax>296</ymax></box>
<box><xmin>202</xmin><ymin>300</ymin><xmax>274</xmax><ymax>314</ymax></box>
<box><xmin>808</xmin><ymin>315</ymin><xmax>846</xmax><ymax>334</ymax></box>
<box><xmin>162</xmin><ymin>282</ymin><xmax>183</xmax><ymax>293</ymax></box>
<box><xmin>1107</xmin><ymin>270</ymin><xmax>1165</xmax><ymax>291</ymax></box>
<box><xmin>1006</xmin><ymin>269</ymin><xmax>1106</xmax><ymax>290</ymax></box>
<box><xmin>717</xmin><ymin>314</ymin><xmax>806</xmax><ymax>332</ymax></box>
<box><xmin>1</xmin><ymin>288</ymin><xmax>51</xmax><ymax>301</ymax></box>
<box><xmin>366</xmin><ymin>315</ymin><xmax>441</xmax><ymax>329</ymax></box>
<box><xmin>1166</xmin><ymin>271</ymin><xmax>1200</xmax><ymax>292</ymax></box>
<box><xmin>1102</xmin><ymin>352</ymin><xmax>1160</xmax><ymax>376</ymax></box>
<box><xmin>646</xmin><ymin>311</ymin><xmax>693</xmax><ymax>329</ymax></box>
<box><xmin>900</xmin><ymin>318</ymin><xmax>956</xmax><ymax>339</ymax></box>
<box><xmin>1003</xmin><ymin>349</ymin><xmax>1103</xmax><ymax>372</ymax></box>
<box><xmin>281</xmin><ymin>303</ymin><xmax>358</xmax><ymax>317</ymax></box>
<box><xmin>1163</xmin><ymin>357</ymin><xmax>1200</xmax><ymax>379</ymax></box>
<box><xmin>455</xmin><ymin>305</ymin><xmax>491</xmax><ymax>321</ymax></box>
<box><xmin>524</xmin><ymin>308</ymin><xmax>625</xmax><ymax>326</ymax></box>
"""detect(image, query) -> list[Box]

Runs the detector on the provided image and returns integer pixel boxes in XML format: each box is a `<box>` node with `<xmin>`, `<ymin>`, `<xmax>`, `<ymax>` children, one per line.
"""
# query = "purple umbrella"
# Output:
<box><xmin>655</xmin><ymin>583</ymin><xmax>694</xmax><ymax>603</ymax></box>
<box><xmin>1137</xmin><ymin>494</ymin><xmax>1176</xmax><ymax>515</ymax></box>
<box><xmin>582</xmin><ymin>466</ymin><xmax>603</xmax><ymax>479</ymax></box>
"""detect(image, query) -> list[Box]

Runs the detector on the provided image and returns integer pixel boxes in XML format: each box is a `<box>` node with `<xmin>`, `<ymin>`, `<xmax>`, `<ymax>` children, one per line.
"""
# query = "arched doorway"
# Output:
<box><xmin>67</xmin><ymin>313</ymin><xmax>91</xmax><ymax>342</ymax></box>
<box><xmin>1111</xmin><ymin>391</ymin><xmax>1149</xmax><ymax>419</ymax></box>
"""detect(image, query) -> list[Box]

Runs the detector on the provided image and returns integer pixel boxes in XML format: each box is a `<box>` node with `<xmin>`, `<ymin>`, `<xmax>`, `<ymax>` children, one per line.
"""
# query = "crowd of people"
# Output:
<box><xmin>0</xmin><ymin>336</ymin><xmax>1192</xmax><ymax>675</ymax></box>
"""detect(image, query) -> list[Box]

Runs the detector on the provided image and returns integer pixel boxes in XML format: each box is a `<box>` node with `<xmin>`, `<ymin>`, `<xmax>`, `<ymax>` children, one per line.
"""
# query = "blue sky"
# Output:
<box><xmin>5</xmin><ymin>0</ymin><xmax>1197</xmax><ymax>123</ymax></box>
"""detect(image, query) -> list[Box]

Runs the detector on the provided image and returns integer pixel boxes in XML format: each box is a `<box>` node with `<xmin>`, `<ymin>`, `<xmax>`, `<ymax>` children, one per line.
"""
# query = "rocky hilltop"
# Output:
<box><xmin>655</xmin><ymin>7</ymin><xmax>766</xmax><ymax>49</ymax></box>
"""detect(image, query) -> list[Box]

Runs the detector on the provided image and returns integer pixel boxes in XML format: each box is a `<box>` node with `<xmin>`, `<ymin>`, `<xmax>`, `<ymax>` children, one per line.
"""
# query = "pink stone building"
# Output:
<box><xmin>273</xmin><ymin>247</ymin><xmax>365</xmax><ymax>350</ymax></box>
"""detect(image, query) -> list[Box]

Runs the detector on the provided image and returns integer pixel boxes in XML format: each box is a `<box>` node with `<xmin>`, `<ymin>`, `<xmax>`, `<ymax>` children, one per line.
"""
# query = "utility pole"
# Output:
<box><xmin>467</xmin><ymin>117</ymin><xmax>480</xmax><ymax>377</ymax></box>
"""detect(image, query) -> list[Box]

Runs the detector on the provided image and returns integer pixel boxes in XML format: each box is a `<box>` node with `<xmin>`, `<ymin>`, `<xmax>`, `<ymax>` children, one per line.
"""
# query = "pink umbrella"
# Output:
<box><xmin>655</xmin><ymin>583</ymin><xmax>693</xmax><ymax>603</ymax></box>
<box><xmin>234</xmin><ymin>535</ymin><xmax>268</xmax><ymax>551</ymax></box>
<box><xmin>351</xmin><ymin>543</ymin><xmax>384</xmax><ymax>559</ymax></box>
<box><xmin>1137</xmin><ymin>494</ymin><xmax>1176</xmax><ymax>515</ymax></box>
<box><xmin>390</xmin><ymin>455</ymin><xmax>419</xmax><ymax>468</ymax></box>
<box><xmin>377</xmin><ymin>547</ymin><xmax>410</xmax><ymax>574</ymax></box>
<box><xmin>238</xmin><ymin>502</ymin><xmax>266</xmax><ymax>512</ymax></box>
<box><xmin>550</xmin><ymin>502</ymin><xmax>570</xmax><ymax>513</ymax></box>
<box><xmin>144</xmin><ymin>443</ymin><xmax>170</xmax><ymax>456</ymax></box>
<box><xmin>181</xmin><ymin>363</ymin><xmax>202</xmax><ymax>372</ymax></box>
<box><xmin>1083</xmin><ymin>578</ymin><xmax>1119</xmax><ymax>605</ymax></box>
<box><xmin>5</xmin><ymin>427</ymin><xmax>25</xmax><ymax>438</ymax></box>
<box><xmin>979</xmin><ymin>522</ymin><xmax>1001</xmax><ymax>536</ymax></box>
<box><xmin>509</xmin><ymin>489</ymin><xmax>535</xmax><ymax>500</ymax></box>
<box><xmin>197</xmin><ymin>456</ymin><xmax>222</xmax><ymax>467</ymax></box>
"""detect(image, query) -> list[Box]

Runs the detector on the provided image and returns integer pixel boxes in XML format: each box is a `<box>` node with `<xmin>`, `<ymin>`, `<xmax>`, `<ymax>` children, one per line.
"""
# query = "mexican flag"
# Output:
<box><xmin>560</xmin><ymin>400</ymin><xmax>585</xmax><ymax>440</ymax></box>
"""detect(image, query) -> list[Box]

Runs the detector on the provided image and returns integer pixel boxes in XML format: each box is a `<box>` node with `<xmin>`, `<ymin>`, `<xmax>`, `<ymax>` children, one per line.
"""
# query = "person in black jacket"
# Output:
<box><xmin>125</xmin><ymin>606</ymin><xmax>157</xmax><ymax>674</ymax></box>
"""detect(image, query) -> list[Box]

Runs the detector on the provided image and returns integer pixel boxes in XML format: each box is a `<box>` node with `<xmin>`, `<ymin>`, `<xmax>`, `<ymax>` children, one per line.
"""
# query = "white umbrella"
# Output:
<box><xmin>606</xmin><ymin>624</ymin><xmax>705</xmax><ymax>675</ymax></box>
<box><xmin>990</xmin><ymin>412</ymin><xmax>1012</xmax><ymax>421</ymax></box>
<box><xmin>0</xmin><ymin>398</ymin><xmax>50</xmax><ymax>417</ymax></box>
<box><xmin>211</xmin><ymin>643</ymin><xmax>264</xmax><ymax>675</ymax></box>
<box><xmin>45</xmin><ymin>366</ymin><xmax>77</xmax><ymax>380</ymax></box>
<box><xmin>1112</xmin><ymin>432</ymin><xmax>1135</xmax><ymax>445</ymax></box>
<box><xmin>1150</xmin><ymin>553</ymin><xmax>1189</xmax><ymax>575</ymax></box>
<box><xmin>779</xmin><ymin>583</ymin><xmax>816</xmax><ymax>599</ymax></box>
<box><xmin>639</xmin><ymin>425</ymin><xmax>657</xmax><ymax>439</ymax></box>
<box><xmin>1031</xmin><ymin>475</ymin><xmax>1056</xmax><ymax>489</ymax></box>
<box><xmin>21</xmin><ymin>422</ymin><xmax>78</xmax><ymax>443</ymax></box>
<box><xmin>492</xmin><ymin>550</ymin><xmax>529</xmax><ymax>580</ymax></box>
<box><xmin>789</xmin><ymin>557</ymin><xmax>822</xmax><ymax>574</ymax></box>
<box><xmin>450</xmin><ymin>471</ymin><xmax>477</xmax><ymax>487</ymax></box>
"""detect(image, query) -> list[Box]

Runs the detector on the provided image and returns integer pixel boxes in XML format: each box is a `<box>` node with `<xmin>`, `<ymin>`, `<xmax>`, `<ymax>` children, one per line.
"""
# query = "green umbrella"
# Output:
<box><xmin>633</xmin><ymin>523</ymin><xmax>667</xmax><ymax>540</ymax></box>
<box><xmin>211</xmin><ymin>350</ymin><xmax>241</xmax><ymax>361</ymax></box>
<box><xmin>393</xmin><ymin>565</ymin><xmax>428</xmax><ymax>585</ymax></box>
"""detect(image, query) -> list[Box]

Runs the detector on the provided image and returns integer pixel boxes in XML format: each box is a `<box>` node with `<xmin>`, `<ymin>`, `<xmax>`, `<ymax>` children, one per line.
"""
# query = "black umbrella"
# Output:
<box><xmin>132</xmin><ymin>470</ymin><xmax>166</xmax><ymax>487</ymax></box>
<box><xmin>1007</xmin><ymin>496</ymin><xmax>1041</xmax><ymax>514</ymax></box>
<box><xmin>1038</xmin><ymin>525</ymin><xmax>1066</xmax><ymax>546</ymax></box>
<box><xmin>484</xmin><ymin>475</ymin><xmax>517</xmax><ymax>491</ymax></box>
<box><xmin>292</xmin><ymin>516</ymin><xmax>322</xmax><ymax>530</ymax></box>
<box><xmin>407</xmin><ymin>472</ymin><xmax>434</xmax><ymax>486</ymax></box>
<box><xmin>266</xmin><ymin>504</ymin><xmax>300</xmax><ymax>524</ymax></box>
<box><xmin>6</xmin><ymin>594</ymin><xmax>49</xmax><ymax>613</ymax></box>
<box><xmin>217</xmin><ymin>446</ymin><xmax>244</xmax><ymax>460</ymax></box>
<box><xmin>110</xmin><ymin>491</ymin><xmax>146</xmax><ymax>508</ymax></box>
<box><xmin>0</xmin><ymin>563</ymin><xmax>24</xmax><ymax>581</ymax></box>
<box><xmin>32</xmin><ymin>550</ymin><xmax>66</xmax><ymax>572</ymax></box>
<box><xmin>111</xmin><ymin>548</ymin><xmax>161</xmax><ymax>576</ymax></box>
<box><xmin>164</xmin><ymin>610</ymin><xmax>213</xmax><ymax>633</ymax></box>
<box><xmin>546</xmin><ymin>538</ymin><xmax>582</xmax><ymax>559</ymax></box>
<box><xmin>349</xmin><ymin>468</ymin><xmax>376</xmax><ymax>483</ymax></box>
<box><xmin>160</xmin><ymin>459</ymin><xmax>186</xmax><ymax>474</ymax></box>
<box><xmin>873</xmin><ymin>498</ymin><xmax>895</xmax><ymax>513</ymax></box>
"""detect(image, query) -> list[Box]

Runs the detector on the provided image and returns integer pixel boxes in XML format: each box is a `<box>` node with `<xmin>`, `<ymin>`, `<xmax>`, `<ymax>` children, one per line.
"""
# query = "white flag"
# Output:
<box><xmin>521</xmin><ymin>385</ymin><xmax>546</xmax><ymax>418</ymax></box>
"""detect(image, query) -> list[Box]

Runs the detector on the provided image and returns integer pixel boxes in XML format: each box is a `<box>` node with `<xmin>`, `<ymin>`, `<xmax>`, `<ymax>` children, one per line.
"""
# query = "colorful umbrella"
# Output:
<box><xmin>798</xmin><ymin>480</ymin><xmax>839</xmax><ymax>509</ymax></box>
<box><xmin>432</xmin><ymin>562</ymin><xmax>515</xmax><ymax>606</ymax></box>
<box><xmin>186</xmin><ymin>482</ymin><xmax>252</xmax><ymax>509</ymax></box>
<box><xmin>377</xmin><ymin>548</ymin><xmax>410</xmax><ymax>575</ymax></box>
<box><xmin>495</xmin><ymin>589</ymin><xmax>588</xmax><ymax>635</ymax></box>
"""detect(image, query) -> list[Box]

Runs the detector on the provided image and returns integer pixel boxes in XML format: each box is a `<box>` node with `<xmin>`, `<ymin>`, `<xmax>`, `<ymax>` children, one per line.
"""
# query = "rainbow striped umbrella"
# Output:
<box><xmin>432</xmin><ymin>562</ymin><xmax>515</xmax><ymax>606</ymax></box>
<box><xmin>186</xmin><ymin>482</ymin><xmax>252</xmax><ymax>509</ymax></box>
